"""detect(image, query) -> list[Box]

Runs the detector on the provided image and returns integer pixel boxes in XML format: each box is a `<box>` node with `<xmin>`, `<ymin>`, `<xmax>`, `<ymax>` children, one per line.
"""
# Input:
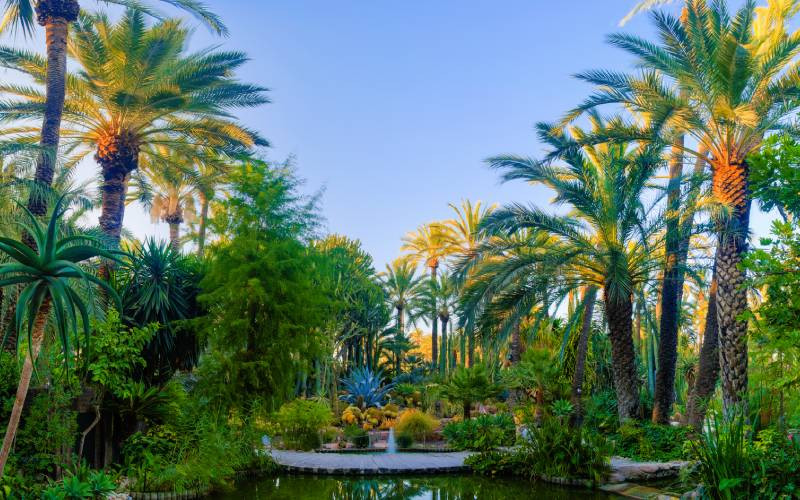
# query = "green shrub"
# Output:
<box><xmin>443</xmin><ymin>414</ymin><xmax>516</xmax><ymax>451</ymax></box>
<box><xmin>688</xmin><ymin>412</ymin><xmax>800</xmax><ymax>499</ymax></box>
<box><xmin>274</xmin><ymin>399</ymin><xmax>332</xmax><ymax>450</ymax></box>
<box><xmin>395</xmin><ymin>409</ymin><xmax>438</xmax><ymax>441</ymax></box>
<box><xmin>521</xmin><ymin>416</ymin><xmax>610</xmax><ymax>484</ymax></box>
<box><xmin>612</xmin><ymin>421</ymin><xmax>692</xmax><ymax>462</ymax></box>
<box><xmin>343</xmin><ymin>425</ymin><xmax>369</xmax><ymax>448</ymax></box>
<box><xmin>395</xmin><ymin>432</ymin><xmax>413</xmax><ymax>449</ymax></box>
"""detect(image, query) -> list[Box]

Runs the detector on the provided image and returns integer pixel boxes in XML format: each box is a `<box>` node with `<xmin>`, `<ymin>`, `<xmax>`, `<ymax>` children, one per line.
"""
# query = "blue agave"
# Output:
<box><xmin>340</xmin><ymin>368</ymin><xmax>394</xmax><ymax>408</ymax></box>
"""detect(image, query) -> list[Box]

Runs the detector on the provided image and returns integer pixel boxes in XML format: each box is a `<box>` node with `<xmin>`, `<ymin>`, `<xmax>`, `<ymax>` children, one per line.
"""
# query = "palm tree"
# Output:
<box><xmin>0</xmin><ymin>0</ymin><xmax>226</xmax><ymax>218</ymax></box>
<box><xmin>402</xmin><ymin>223</ymin><xmax>451</xmax><ymax>367</ymax></box>
<box><xmin>454</xmin><ymin>228</ymin><xmax>555</xmax><ymax>368</ymax></box>
<box><xmin>485</xmin><ymin>115</ymin><xmax>663</xmax><ymax>421</ymax></box>
<box><xmin>442</xmin><ymin>200</ymin><xmax>494</xmax><ymax>366</ymax></box>
<box><xmin>568</xmin><ymin>0</ymin><xmax>800</xmax><ymax>412</ymax></box>
<box><xmin>142</xmin><ymin>162</ymin><xmax>201</xmax><ymax>251</ymax></box>
<box><xmin>380</xmin><ymin>258</ymin><xmax>423</xmax><ymax>375</ymax></box>
<box><xmin>0</xmin><ymin>196</ymin><xmax>119</xmax><ymax>476</ymax></box>
<box><xmin>0</xmin><ymin>10</ymin><xmax>267</xmax><ymax>250</ymax></box>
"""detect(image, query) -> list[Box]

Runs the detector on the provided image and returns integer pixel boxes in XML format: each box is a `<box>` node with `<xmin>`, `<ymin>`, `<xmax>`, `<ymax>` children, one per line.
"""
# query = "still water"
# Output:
<box><xmin>211</xmin><ymin>474</ymin><xmax>615</xmax><ymax>499</ymax></box>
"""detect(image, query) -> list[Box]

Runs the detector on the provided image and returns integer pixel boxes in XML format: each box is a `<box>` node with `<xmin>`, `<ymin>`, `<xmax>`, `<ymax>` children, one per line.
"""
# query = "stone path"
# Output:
<box><xmin>608</xmin><ymin>457</ymin><xmax>689</xmax><ymax>483</ymax></box>
<box><xmin>270</xmin><ymin>450</ymin><xmax>473</xmax><ymax>475</ymax></box>
<box><xmin>270</xmin><ymin>450</ymin><xmax>689</xmax><ymax>483</ymax></box>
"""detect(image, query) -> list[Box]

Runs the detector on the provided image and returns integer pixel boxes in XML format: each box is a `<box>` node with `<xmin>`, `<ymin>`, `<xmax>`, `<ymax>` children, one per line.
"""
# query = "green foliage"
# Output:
<box><xmin>748</xmin><ymin>134</ymin><xmax>800</xmax><ymax>221</ymax></box>
<box><xmin>197</xmin><ymin>234</ymin><xmax>331</xmax><ymax>411</ymax></box>
<box><xmin>118</xmin><ymin>239</ymin><xmax>204</xmax><ymax>380</ymax></box>
<box><xmin>520</xmin><ymin>416</ymin><xmax>610</xmax><ymax>484</ymax></box>
<box><xmin>439</xmin><ymin>364</ymin><xmax>501</xmax><ymax>419</ymax></box>
<box><xmin>343</xmin><ymin>425</ymin><xmax>369</xmax><ymax>448</ymax></box>
<box><xmin>0</xmin><ymin>196</ymin><xmax>120</xmax><ymax>364</ymax></box>
<box><xmin>395</xmin><ymin>409</ymin><xmax>438</xmax><ymax>441</ymax></box>
<box><xmin>41</xmin><ymin>465</ymin><xmax>116</xmax><ymax>500</ymax></box>
<box><xmin>583</xmin><ymin>390</ymin><xmax>619</xmax><ymax>433</ymax></box>
<box><xmin>121</xmin><ymin>393</ymin><xmax>274</xmax><ymax>493</ymax></box>
<box><xmin>688</xmin><ymin>412</ymin><xmax>800</xmax><ymax>499</ymax></box>
<box><xmin>443</xmin><ymin>414</ymin><xmax>516</xmax><ymax>451</ymax></box>
<box><xmin>14</xmin><ymin>388</ymin><xmax>77</xmax><ymax>477</ymax></box>
<box><xmin>395</xmin><ymin>432</ymin><xmax>413</xmax><ymax>449</ymax></box>
<box><xmin>464</xmin><ymin>450</ymin><xmax>527</xmax><ymax>477</ymax></box>
<box><xmin>273</xmin><ymin>399</ymin><xmax>332</xmax><ymax>451</ymax></box>
<box><xmin>86</xmin><ymin>309</ymin><xmax>157</xmax><ymax>399</ymax></box>
<box><xmin>744</xmin><ymin>221</ymin><xmax>800</xmax><ymax>427</ymax></box>
<box><xmin>611</xmin><ymin>421</ymin><xmax>692</xmax><ymax>462</ymax></box>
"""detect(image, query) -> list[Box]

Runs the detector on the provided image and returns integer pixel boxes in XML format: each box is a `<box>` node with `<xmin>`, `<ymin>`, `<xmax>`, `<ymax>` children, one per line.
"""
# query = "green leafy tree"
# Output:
<box><xmin>0</xmin><ymin>197</ymin><xmax>119</xmax><ymax>476</ymax></box>
<box><xmin>196</xmin><ymin>161</ymin><xmax>331</xmax><ymax>412</ymax></box>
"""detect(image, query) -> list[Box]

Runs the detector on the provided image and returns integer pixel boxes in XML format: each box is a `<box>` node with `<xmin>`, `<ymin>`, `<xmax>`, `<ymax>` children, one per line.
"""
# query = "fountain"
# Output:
<box><xmin>386</xmin><ymin>428</ymin><xmax>397</xmax><ymax>454</ymax></box>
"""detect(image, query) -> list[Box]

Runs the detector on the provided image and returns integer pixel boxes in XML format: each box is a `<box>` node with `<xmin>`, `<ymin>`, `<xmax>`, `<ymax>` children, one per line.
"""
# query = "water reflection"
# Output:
<box><xmin>212</xmin><ymin>474</ymin><xmax>613</xmax><ymax>499</ymax></box>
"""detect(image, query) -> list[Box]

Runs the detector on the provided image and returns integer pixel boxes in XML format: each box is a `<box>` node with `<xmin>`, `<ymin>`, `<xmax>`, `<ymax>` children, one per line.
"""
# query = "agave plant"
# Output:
<box><xmin>340</xmin><ymin>368</ymin><xmax>394</xmax><ymax>409</ymax></box>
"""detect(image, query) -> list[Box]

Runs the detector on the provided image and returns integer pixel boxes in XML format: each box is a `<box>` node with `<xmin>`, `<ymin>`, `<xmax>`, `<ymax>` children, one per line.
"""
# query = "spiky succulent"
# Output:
<box><xmin>339</xmin><ymin>368</ymin><xmax>394</xmax><ymax>409</ymax></box>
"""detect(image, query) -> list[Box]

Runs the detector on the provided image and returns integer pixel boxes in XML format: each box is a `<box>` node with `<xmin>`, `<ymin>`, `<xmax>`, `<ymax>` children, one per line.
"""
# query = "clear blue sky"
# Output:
<box><xmin>7</xmin><ymin>1</ymin><xmax>774</xmax><ymax>268</ymax></box>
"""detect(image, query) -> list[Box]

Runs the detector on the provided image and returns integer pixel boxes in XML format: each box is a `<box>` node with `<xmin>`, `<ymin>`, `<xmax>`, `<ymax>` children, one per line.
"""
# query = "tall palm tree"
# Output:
<box><xmin>402</xmin><ymin>223</ymin><xmax>451</xmax><ymax>367</ymax></box>
<box><xmin>454</xmin><ymin>228</ymin><xmax>555</xmax><ymax>368</ymax></box>
<box><xmin>485</xmin><ymin>115</ymin><xmax>663</xmax><ymax>421</ymax></box>
<box><xmin>0</xmin><ymin>0</ymin><xmax>226</xmax><ymax>218</ymax></box>
<box><xmin>0</xmin><ymin>196</ymin><xmax>119</xmax><ymax>476</ymax></box>
<box><xmin>442</xmin><ymin>199</ymin><xmax>494</xmax><ymax>366</ymax></box>
<box><xmin>568</xmin><ymin>0</ymin><xmax>800</xmax><ymax>412</ymax></box>
<box><xmin>0</xmin><ymin>10</ymin><xmax>267</xmax><ymax>250</ymax></box>
<box><xmin>379</xmin><ymin>258</ymin><xmax>423</xmax><ymax>374</ymax></box>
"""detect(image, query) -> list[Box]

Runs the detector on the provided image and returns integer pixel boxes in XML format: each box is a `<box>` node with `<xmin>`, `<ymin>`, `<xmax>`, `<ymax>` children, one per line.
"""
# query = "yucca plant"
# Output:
<box><xmin>0</xmin><ymin>195</ymin><xmax>120</xmax><ymax>476</ymax></box>
<box><xmin>339</xmin><ymin>367</ymin><xmax>394</xmax><ymax>409</ymax></box>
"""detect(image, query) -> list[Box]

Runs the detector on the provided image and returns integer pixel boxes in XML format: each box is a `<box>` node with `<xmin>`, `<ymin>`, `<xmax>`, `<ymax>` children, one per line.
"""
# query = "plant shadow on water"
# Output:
<box><xmin>210</xmin><ymin>474</ymin><xmax>615</xmax><ymax>499</ymax></box>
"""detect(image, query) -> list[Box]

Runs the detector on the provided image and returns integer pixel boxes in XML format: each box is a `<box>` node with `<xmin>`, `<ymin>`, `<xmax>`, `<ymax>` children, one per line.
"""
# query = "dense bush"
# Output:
<box><xmin>395</xmin><ymin>432</ymin><xmax>413</xmax><ymax>449</ymax></box>
<box><xmin>520</xmin><ymin>416</ymin><xmax>610</xmax><ymax>484</ymax></box>
<box><xmin>611</xmin><ymin>421</ymin><xmax>692</xmax><ymax>462</ymax></box>
<box><xmin>688</xmin><ymin>412</ymin><xmax>800</xmax><ymax>499</ymax></box>
<box><xmin>395</xmin><ymin>409</ymin><xmax>438</xmax><ymax>441</ymax></box>
<box><xmin>343</xmin><ymin>425</ymin><xmax>370</xmax><ymax>448</ymax></box>
<box><xmin>443</xmin><ymin>414</ymin><xmax>516</xmax><ymax>451</ymax></box>
<box><xmin>273</xmin><ymin>399</ymin><xmax>332</xmax><ymax>450</ymax></box>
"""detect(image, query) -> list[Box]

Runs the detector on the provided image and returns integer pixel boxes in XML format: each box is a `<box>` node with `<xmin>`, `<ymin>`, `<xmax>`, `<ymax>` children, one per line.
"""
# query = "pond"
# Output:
<box><xmin>210</xmin><ymin>474</ymin><xmax>615</xmax><ymax>499</ymax></box>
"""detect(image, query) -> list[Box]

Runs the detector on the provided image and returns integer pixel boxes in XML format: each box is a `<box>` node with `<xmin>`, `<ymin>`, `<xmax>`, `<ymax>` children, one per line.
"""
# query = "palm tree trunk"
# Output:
<box><xmin>571</xmin><ymin>287</ymin><xmax>597</xmax><ymax>426</ymax></box>
<box><xmin>463</xmin><ymin>400</ymin><xmax>471</xmax><ymax>420</ymax></box>
<box><xmin>26</xmin><ymin>2</ymin><xmax>80</xmax><ymax>217</ymax></box>
<box><xmin>712</xmin><ymin>159</ymin><xmax>752</xmax><ymax>414</ymax></box>
<box><xmin>439</xmin><ymin>316</ymin><xmax>448</xmax><ymax>374</ymax></box>
<box><xmin>0</xmin><ymin>296</ymin><xmax>51</xmax><ymax>477</ymax></box>
<box><xmin>198</xmin><ymin>196</ymin><xmax>209</xmax><ymax>258</ymax></box>
<box><xmin>686</xmin><ymin>257</ymin><xmax>720</xmax><ymax>428</ymax></box>
<box><xmin>395</xmin><ymin>305</ymin><xmax>404</xmax><ymax>375</ymax></box>
<box><xmin>430</xmin><ymin>266</ymin><xmax>438</xmax><ymax>368</ymax></box>
<box><xmin>510</xmin><ymin>321</ymin><xmax>522</xmax><ymax>364</ymax></box>
<box><xmin>603</xmin><ymin>289</ymin><xmax>641</xmax><ymax>421</ymax></box>
<box><xmin>653</xmin><ymin>141</ymin><xmax>684</xmax><ymax>424</ymax></box>
<box><xmin>168</xmin><ymin>222</ymin><xmax>180</xmax><ymax>252</ymax></box>
<box><xmin>467</xmin><ymin>326</ymin><xmax>475</xmax><ymax>368</ymax></box>
<box><xmin>96</xmin><ymin>132</ymin><xmax>140</xmax><ymax>277</ymax></box>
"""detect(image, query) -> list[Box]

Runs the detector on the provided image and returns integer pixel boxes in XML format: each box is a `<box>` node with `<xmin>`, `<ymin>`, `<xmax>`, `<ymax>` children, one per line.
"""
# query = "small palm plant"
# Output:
<box><xmin>440</xmin><ymin>364</ymin><xmax>501</xmax><ymax>419</ymax></box>
<box><xmin>0</xmin><ymin>196</ymin><xmax>120</xmax><ymax>476</ymax></box>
